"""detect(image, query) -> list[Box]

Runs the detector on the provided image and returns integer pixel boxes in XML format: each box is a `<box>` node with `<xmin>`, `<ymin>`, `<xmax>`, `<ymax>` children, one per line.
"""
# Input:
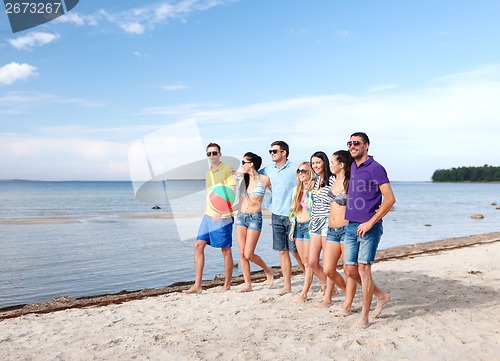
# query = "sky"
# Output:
<box><xmin>1</xmin><ymin>0</ymin><xmax>500</xmax><ymax>181</ymax></box>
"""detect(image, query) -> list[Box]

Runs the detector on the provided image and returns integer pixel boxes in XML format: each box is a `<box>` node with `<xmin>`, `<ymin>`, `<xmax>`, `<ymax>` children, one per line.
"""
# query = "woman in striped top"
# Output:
<box><xmin>308</xmin><ymin>151</ymin><xmax>338</xmax><ymax>307</ymax></box>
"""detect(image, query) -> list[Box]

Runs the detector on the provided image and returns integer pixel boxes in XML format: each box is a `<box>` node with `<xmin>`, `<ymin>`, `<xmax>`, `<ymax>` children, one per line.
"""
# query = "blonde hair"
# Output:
<box><xmin>291</xmin><ymin>162</ymin><xmax>315</xmax><ymax>215</ymax></box>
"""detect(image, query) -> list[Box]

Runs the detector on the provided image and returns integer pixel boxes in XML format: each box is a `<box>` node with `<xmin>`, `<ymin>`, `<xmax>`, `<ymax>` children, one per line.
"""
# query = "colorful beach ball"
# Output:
<box><xmin>209</xmin><ymin>184</ymin><xmax>236</xmax><ymax>213</ymax></box>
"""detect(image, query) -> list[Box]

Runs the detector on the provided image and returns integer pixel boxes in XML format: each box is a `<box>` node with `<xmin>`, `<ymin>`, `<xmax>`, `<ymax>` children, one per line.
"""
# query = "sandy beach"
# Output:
<box><xmin>1</xmin><ymin>234</ymin><xmax>499</xmax><ymax>361</ymax></box>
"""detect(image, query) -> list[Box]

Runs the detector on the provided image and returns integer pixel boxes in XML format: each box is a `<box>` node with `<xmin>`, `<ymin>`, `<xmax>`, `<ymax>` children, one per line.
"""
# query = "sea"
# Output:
<box><xmin>1</xmin><ymin>180</ymin><xmax>499</xmax><ymax>309</ymax></box>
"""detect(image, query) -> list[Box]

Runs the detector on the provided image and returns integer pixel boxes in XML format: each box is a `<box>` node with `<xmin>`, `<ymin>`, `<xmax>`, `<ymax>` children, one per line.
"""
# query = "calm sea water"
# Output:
<box><xmin>1</xmin><ymin>180</ymin><xmax>499</xmax><ymax>309</ymax></box>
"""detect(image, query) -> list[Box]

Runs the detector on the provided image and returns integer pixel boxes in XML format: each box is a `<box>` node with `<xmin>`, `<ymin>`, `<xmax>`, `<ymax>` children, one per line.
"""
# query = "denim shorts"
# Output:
<box><xmin>326</xmin><ymin>225</ymin><xmax>347</xmax><ymax>244</ymax></box>
<box><xmin>272</xmin><ymin>214</ymin><xmax>298</xmax><ymax>253</ymax></box>
<box><xmin>310</xmin><ymin>217</ymin><xmax>328</xmax><ymax>237</ymax></box>
<box><xmin>197</xmin><ymin>216</ymin><xmax>233</xmax><ymax>248</ymax></box>
<box><xmin>344</xmin><ymin>222</ymin><xmax>383</xmax><ymax>265</ymax></box>
<box><xmin>235</xmin><ymin>211</ymin><xmax>263</xmax><ymax>232</ymax></box>
<box><xmin>293</xmin><ymin>221</ymin><xmax>310</xmax><ymax>242</ymax></box>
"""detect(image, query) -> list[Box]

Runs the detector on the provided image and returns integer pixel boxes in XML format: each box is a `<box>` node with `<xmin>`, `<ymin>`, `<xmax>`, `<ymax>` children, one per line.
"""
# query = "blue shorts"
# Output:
<box><xmin>344</xmin><ymin>222</ymin><xmax>383</xmax><ymax>265</ymax></box>
<box><xmin>293</xmin><ymin>221</ymin><xmax>310</xmax><ymax>242</ymax></box>
<box><xmin>235</xmin><ymin>211</ymin><xmax>263</xmax><ymax>232</ymax></box>
<box><xmin>272</xmin><ymin>214</ymin><xmax>298</xmax><ymax>253</ymax></box>
<box><xmin>326</xmin><ymin>225</ymin><xmax>347</xmax><ymax>243</ymax></box>
<box><xmin>310</xmin><ymin>216</ymin><xmax>328</xmax><ymax>237</ymax></box>
<box><xmin>197</xmin><ymin>216</ymin><xmax>233</xmax><ymax>248</ymax></box>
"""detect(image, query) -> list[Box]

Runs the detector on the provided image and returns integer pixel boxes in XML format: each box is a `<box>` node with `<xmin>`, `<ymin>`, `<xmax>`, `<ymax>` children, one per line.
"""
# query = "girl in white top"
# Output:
<box><xmin>308</xmin><ymin>151</ymin><xmax>338</xmax><ymax>306</ymax></box>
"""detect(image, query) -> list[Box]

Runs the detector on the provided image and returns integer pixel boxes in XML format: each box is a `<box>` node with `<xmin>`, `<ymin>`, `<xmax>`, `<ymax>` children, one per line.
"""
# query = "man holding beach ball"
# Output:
<box><xmin>186</xmin><ymin>143</ymin><xmax>236</xmax><ymax>294</ymax></box>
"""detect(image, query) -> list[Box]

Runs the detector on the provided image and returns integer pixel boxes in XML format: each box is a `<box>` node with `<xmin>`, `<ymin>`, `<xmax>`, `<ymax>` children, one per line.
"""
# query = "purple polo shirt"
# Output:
<box><xmin>345</xmin><ymin>156</ymin><xmax>390</xmax><ymax>223</ymax></box>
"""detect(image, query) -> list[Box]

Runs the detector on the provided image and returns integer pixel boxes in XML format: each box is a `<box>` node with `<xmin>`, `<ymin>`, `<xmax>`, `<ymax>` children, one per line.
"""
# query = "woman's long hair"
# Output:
<box><xmin>242</xmin><ymin>152</ymin><xmax>262</xmax><ymax>195</ymax></box>
<box><xmin>310</xmin><ymin>151</ymin><xmax>332</xmax><ymax>188</ymax></box>
<box><xmin>332</xmin><ymin>150</ymin><xmax>354</xmax><ymax>192</ymax></box>
<box><xmin>291</xmin><ymin>162</ymin><xmax>315</xmax><ymax>215</ymax></box>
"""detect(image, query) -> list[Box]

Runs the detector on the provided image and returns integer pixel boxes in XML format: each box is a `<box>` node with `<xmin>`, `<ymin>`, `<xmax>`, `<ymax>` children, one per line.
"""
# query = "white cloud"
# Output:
<box><xmin>336</xmin><ymin>30</ymin><xmax>351</xmax><ymax>40</ymax></box>
<box><xmin>0</xmin><ymin>135</ymin><xmax>130</xmax><ymax>180</ymax></box>
<box><xmin>57</xmin><ymin>98</ymin><xmax>106</xmax><ymax>108</ymax></box>
<box><xmin>0</xmin><ymin>63</ymin><xmax>38</xmax><ymax>85</ymax></box>
<box><xmin>8</xmin><ymin>32</ymin><xmax>59</xmax><ymax>50</ymax></box>
<box><xmin>115</xmin><ymin>1</ymin><xmax>232</xmax><ymax>33</ymax></box>
<box><xmin>0</xmin><ymin>91</ymin><xmax>103</xmax><ymax>116</ymax></box>
<box><xmin>2</xmin><ymin>65</ymin><xmax>499</xmax><ymax>181</ymax></box>
<box><xmin>159</xmin><ymin>82</ymin><xmax>189</xmax><ymax>90</ymax></box>
<box><xmin>289</xmin><ymin>28</ymin><xmax>307</xmax><ymax>34</ymax></box>
<box><xmin>56</xmin><ymin>1</ymin><xmax>237</xmax><ymax>34</ymax></box>
<box><xmin>52</xmin><ymin>11</ymin><xmax>103</xmax><ymax>27</ymax></box>
<box><xmin>119</xmin><ymin>22</ymin><xmax>145</xmax><ymax>34</ymax></box>
<box><xmin>139</xmin><ymin>65</ymin><xmax>500</xmax><ymax>181</ymax></box>
<box><xmin>370</xmin><ymin>84</ymin><xmax>399</xmax><ymax>92</ymax></box>
<box><xmin>53</xmin><ymin>12</ymin><xmax>85</xmax><ymax>26</ymax></box>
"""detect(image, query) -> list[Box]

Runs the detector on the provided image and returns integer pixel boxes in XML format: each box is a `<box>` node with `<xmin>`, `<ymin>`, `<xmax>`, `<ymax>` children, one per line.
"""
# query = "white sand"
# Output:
<box><xmin>1</xmin><ymin>242</ymin><xmax>499</xmax><ymax>361</ymax></box>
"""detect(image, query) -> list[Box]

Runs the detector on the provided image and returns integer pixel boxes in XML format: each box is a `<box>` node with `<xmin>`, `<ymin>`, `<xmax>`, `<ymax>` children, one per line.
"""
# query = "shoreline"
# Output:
<box><xmin>0</xmin><ymin>210</ymin><xmax>274</xmax><ymax>225</ymax></box>
<box><xmin>1</xmin><ymin>231</ymin><xmax>499</xmax><ymax>321</ymax></box>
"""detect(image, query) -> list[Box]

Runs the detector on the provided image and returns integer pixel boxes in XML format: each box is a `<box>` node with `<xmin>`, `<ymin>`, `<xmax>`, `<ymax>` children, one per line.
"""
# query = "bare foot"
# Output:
<box><xmin>314</xmin><ymin>300</ymin><xmax>332</xmax><ymax>309</ymax></box>
<box><xmin>266</xmin><ymin>269</ymin><xmax>275</xmax><ymax>288</ymax></box>
<box><xmin>184</xmin><ymin>286</ymin><xmax>202</xmax><ymax>294</ymax></box>
<box><xmin>352</xmin><ymin>318</ymin><xmax>370</xmax><ymax>329</ymax></box>
<box><xmin>334</xmin><ymin>308</ymin><xmax>352</xmax><ymax>317</ymax></box>
<box><xmin>295</xmin><ymin>293</ymin><xmax>307</xmax><ymax>303</ymax></box>
<box><xmin>218</xmin><ymin>286</ymin><xmax>230</xmax><ymax>293</ymax></box>
<box><xmin>331</xmin><ymin>286</ymin><xmax>339</xmax><ymax>296</ymax></box>
<box><xmin>277</xmin><ymin>287</ymin><xmax>292</xmax><ymax>296</ymax></box>
<box><xmin>318</xmin><ymin>284</ymin><xmax>326</xmax><ymax>296</ymax></box>
<box><xmin>239</xmin><ymin>285</ymin><xmax>252</xmax><ymax>292</ymax></box>
<box><xmin>372</xmin><ymin>292</ymin><xmax>390</xmax><ymax>318</ymax></box>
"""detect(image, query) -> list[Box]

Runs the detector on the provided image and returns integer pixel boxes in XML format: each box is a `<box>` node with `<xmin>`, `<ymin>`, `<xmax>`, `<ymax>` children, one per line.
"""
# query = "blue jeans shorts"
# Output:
<box><xmin>235</xmin><ymin>211</ymin><xmax>263</xmax><ymax>232</ymax></box>
<box><xmin>326</xmin><ymin>224</ymin><xmax>347</xmax><ymax>244</ymax></box>
<box><xmin>197</xmin><ymin>215</ymin><xmax>233</xmax><ymax>248</ymax></box>
<box><xmin>310</xmin><ymin>216</ymin><xmax>328</xmax><ymax>237</ymax></box>
<box><xmin>344</xmin><ymin>222</ymin><xmax>383</xmax><ymax>265</ymax></box>
<box><xmin>293</xmin><ymin>221</ymin><xmax>310</xmax><ymax>242</ymax></box>
<box><xmin>272</xmin><ymin>214</ymin><xmax>298</xmax><ymax>253</ymax></box>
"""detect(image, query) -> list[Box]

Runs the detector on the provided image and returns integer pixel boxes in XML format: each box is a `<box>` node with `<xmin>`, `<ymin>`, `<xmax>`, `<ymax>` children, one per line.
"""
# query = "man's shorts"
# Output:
<box><xmin>196</xmin><ymin>215</ymin><xmax>233</xmax><ymax>248</ymax></box>
<box><xmin>272</xmin><ymin>214</ymin><xmax>297</xmax><ymax>253</ymax></box>
<box><xmin>326</xmin><ymin>224</ymin><xmax>347</xmax><ymax>244</ymax></box>
<box><xmin>293</xmin><ymin>221</ymin><xmax>310</xmax><ymax>242</ymax></box>
<box><xmin>344</xmin><ymin>222</ymin><xmax>383</xmax><ymax>265</ymax></box>
<box><xmin>235</xmin><ymin>211</ymin><xmax>263</xmax><ymax>232</ymax></box>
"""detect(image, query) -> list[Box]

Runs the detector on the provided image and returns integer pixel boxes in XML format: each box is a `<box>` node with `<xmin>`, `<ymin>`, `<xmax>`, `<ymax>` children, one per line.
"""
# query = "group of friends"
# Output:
<box><xmin>185</xmin><ymin>132</ymin><xmax>396</xmax><ymax>328</ymax></box>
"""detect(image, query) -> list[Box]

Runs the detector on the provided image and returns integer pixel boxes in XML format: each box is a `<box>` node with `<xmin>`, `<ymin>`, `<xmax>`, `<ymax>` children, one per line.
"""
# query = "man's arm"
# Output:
<box><xmin>356</xmin><ymin>183</ymin><xmax>396</xmax><ymax>238</ymax></box>
<box><xmin>267</xmin><ymin>182</ymin><xmax>272</xmax><ymax>192</ymax></box>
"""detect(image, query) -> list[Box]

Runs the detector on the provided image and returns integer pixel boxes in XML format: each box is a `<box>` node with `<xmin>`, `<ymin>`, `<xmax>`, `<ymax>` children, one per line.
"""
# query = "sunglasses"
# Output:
<box><xmin>207</xmin><ymin>151</ymin><xmax>219</xmax><ymax>156</ymax></box>
<box><xmin>269</xmin><ymin>149</ymin><xmax>285</xmax><ymax>154</ymax></box>
<box><xmin>241</xmin><ymin>160</ymin><xmax>252</xmax><ymax>165</ymax></box>
<box><xmin>347</xmin><ymin>140</ymin><xmax>363</xmax><ymax>147</ymax></box>
<box><xmin>296</xmin><ymin>169</ymin><xmax>308</xmax><ymax>174</ymax></box>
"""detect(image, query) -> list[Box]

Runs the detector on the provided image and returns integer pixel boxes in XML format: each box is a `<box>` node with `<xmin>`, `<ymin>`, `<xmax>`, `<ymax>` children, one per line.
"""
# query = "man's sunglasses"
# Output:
<box><xmin>207</xmin><ymin>151</ymin><xmax>219</xmax><ymax>156</ymax></box>
<box><xmin>347</xmin><ymin>141</ymin><xmax>363</xmax><ymax>147</ymax></box>
<box><xmin>269</xmin><ymin>149</ymin><xmax>285</xmax><ymax>154</ymax></box>
<box><xmin>296</xmin><ymin>169</ymin><xmax>308</xmax><ymax>174</ymax></box>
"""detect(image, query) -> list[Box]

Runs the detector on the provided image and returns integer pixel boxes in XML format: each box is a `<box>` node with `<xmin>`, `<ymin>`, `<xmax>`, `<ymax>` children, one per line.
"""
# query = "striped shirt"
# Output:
<box><xmin>310</xmin><ymin>175</ymin><xmax>335</xmax><ymax>233</ymax></box>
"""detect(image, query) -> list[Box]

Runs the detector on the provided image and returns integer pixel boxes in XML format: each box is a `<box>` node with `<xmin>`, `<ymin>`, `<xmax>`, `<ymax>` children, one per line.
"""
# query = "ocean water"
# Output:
<box><xmin>1</xmin><ymin>180</ymin><xmax>499</xmax><ymax>309</ymax></box>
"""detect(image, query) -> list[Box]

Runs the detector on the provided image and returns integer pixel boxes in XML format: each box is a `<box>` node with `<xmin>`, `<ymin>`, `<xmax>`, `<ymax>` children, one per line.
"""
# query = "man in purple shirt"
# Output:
<box><xmin>344</xmin><ymin>132</ymin><xmax>396</xmax><ymax>328</ymax></box>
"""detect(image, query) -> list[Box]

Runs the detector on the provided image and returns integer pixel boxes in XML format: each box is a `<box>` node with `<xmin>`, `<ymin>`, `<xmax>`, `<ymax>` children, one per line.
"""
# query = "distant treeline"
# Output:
<box><xmin>432</xmin><ymin>165</ymin><xmax>500</xmax><ymax>182</ymax></box>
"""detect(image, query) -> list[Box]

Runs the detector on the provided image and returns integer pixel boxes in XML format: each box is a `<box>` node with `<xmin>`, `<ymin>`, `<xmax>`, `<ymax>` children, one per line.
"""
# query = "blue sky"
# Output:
<box><xmin>1</xmin><ymin>0</ymin><xmax>500</xmax><ymax>181</ymax></box>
